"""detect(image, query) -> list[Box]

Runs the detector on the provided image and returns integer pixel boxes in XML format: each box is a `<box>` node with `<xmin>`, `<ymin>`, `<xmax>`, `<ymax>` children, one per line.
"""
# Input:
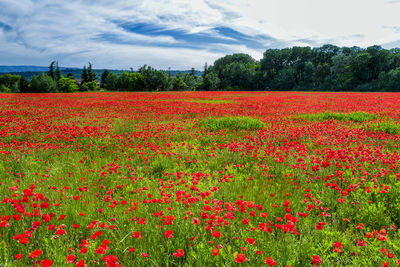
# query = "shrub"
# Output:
<box><xmin>58</xmin><ymin>77</ymin><xmax>79</xmax><ymax>93</ymax></box>
<box><xmin>80</xmin><ymin>81</ymin><xmax>99</xmax><ymax>91</ymax></box>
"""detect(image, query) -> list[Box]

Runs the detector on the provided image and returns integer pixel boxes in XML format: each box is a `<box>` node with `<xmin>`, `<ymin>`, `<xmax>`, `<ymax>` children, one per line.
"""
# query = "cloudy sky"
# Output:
<box><xmin>1</xmin><ymin>0</ymin><xmax>400</xmax><ymax>69</ymax></box>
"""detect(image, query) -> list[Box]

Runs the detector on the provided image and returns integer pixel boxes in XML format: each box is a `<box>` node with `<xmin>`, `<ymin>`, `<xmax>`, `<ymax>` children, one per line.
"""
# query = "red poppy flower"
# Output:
<box><xmin>235</xmin><ymin>253</ymin><xmax>247</xmax><ymax>263</ymax></box>
<box><xmin>28</xmin><ymin>249</ymin><xmax>42</xmax><ymax>258</ymax></box>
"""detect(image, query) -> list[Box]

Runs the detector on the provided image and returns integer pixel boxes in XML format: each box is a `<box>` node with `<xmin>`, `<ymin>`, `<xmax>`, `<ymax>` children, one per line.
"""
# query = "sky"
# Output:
<box><xmin>1</xmin><ymin>0</ymin><xmax>400</xmax><ymax>69</ymax></box>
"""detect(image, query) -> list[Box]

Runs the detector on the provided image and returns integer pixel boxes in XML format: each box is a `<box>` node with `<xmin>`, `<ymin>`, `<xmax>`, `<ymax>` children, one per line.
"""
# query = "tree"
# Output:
<box><xmin>270</xmin><ymin>67</ymin><xmax>297</xmax><ymax>91</ymax></box>
<box><xmin>58</xmin><ymin>77</ymin><xmax>79</xmax><ymax>93</ymax></box>
<box><xmin>87</xmin><ymin>62</ymin><xmax>97</xmax><ymax>82</ymax></box>
<box><xmin>19</xmin><ymin>76</ymin><xmax>29</xmax><ymax>93</ymax></box>
<box><xmin>376</xmin><ymin>68</ymin><xmax>400</xmax><ymax>92</ymax></box>
<box><xmin>81</xmin><ymin>66</ymin><xmax>88</xmax><ymax>85</ymax></box>
<box><xmin>48</xmin><ymin>61</ymin><xmax>56</xmax><ymax>80</ymax></box>
<box><xmin>138</xmin><ymin>65</ymin><xmax>168</xmax><ymax>91</ymax></box>
<box><xmin>81</xmin><ymin>81</ymin><xmax>99</xmax><ymax>91</ymax></box>
<box><xmin>202</xmin><ymin>72</ymin><xmax>220</xmax><ymax>91</ymax></box>
<box><xmin>331</xmin><ymin>55</ymin><xmax>354</xmax><ymax>91</ymax></box>
<box><xmin>29</xmin><ymin>73</ymin><xmax>57</xmax><ymax>93</ymax></box>
<box><xmin>117</xmin><ymin>72</ymin><xmax>146</xmax><ymax>91</ymax></box>
<box><xmin>56</xmin><ymin>62</ymin><xmax>62</xmax><ymax>81</ymax></box>
<box><xmin>172</xmin><ymin>72</ymin><xmax>186</xmax><ymax>91</ymax></box>
<box><xmin>100</xmin><ymin>69</ymin><xmax>110</xmax><ymax>89</ymax></box>
<box><xmin>105</xmin><ymin>73</ymin><xmax>118</xmax><ymax>91</ymax></box>
<box><xmin>183</xmin><ymin>73</ymin><xmax>199</xmax><ymax>91</ymax></box>
<box><xmin>352</xmin><ymin>52</ymin><xmax>372</xmax><ymax>84</ymax></box>
<box><xmin>0</xmin><ymin>74</ymin><xmax>21</xmax><ymax>91</ymax></box>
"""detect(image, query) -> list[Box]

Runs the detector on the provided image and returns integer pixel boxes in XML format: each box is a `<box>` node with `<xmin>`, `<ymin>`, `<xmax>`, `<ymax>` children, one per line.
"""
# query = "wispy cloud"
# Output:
<box><xmin>1</xmin><ymin>0</ymin><xmax>400</xmax><ymax>69</ymax></box>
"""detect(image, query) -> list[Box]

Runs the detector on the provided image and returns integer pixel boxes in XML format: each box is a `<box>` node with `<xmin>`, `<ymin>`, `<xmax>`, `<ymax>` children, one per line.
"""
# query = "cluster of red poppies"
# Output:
<box><xmin>0</xmin><ymin>92</ymin><xmax>400</xmax><ymax>266</ymax></box>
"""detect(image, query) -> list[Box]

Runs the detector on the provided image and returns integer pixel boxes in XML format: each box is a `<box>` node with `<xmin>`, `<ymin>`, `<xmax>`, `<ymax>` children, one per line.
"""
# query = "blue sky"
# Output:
<box><xmin>1</xmin><ymin>0</ymin><xmax>400</xmax><ymax>69</ymax></box>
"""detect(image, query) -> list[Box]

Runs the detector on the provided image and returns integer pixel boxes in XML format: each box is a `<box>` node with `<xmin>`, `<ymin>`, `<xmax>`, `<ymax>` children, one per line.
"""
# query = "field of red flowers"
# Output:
<box><xmin>1</xmin><ymin>91</ymin><xmax>400</xmax><ymax>266</ymax></box>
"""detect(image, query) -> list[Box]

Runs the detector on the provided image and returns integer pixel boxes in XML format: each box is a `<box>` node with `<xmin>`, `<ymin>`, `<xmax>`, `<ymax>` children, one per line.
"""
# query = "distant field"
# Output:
<box><xmin>0</xmin><ymin>92</ymin><xmax>400</xmax><ymax>266</ymax></box>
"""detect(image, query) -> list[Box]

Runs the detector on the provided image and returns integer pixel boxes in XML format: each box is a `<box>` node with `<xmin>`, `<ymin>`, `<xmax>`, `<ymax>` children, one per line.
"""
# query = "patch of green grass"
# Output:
<box><xmin>364</xmin><ymin>120</ymin><xmax>400</xmax><ymax>135</ymax></box>
<box><xmin>198</xmin><ymin>116</ymin><xmax>265</xmax><ymax>131</ymax></box>
<box><xmin>294</xmin><ymin>111</ymin><xmax>377</xmax><ymax>123</ymax></box>
<box><xmin>164</xmin><ymin>99</ymin><xmax>233</xmax><ymax>104</ymax></box>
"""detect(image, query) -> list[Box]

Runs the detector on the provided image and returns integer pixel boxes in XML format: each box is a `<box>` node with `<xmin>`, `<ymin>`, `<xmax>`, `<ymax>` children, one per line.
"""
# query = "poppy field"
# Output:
<box><xmin>1</xmin><ymin>91</ymin><xmax>400</xmax><ymax>267</ymax></box>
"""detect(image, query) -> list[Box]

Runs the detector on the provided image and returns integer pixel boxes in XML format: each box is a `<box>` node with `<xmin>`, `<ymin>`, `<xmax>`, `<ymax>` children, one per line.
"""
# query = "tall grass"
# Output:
<box><xmin>294</xmin><ymin>111</ymin><xmax>377</xmax><ymax>122</ymax></box>
<box><xmin>364</xmin><ymin>120</ymin><xmax>400</xmax><ymax>135</ymax></box>
<box><xmin>198</xmin><ymin>116</ymin><xmax>265</xmax><ymax>131</ymax></box>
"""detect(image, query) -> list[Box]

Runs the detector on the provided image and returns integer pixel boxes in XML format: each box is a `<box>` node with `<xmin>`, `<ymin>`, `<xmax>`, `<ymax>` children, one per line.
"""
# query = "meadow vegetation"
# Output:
<box><xmin>0</xmin><ymin>92</ymin><xmax>400</xmax><ymax>266</ymax></box>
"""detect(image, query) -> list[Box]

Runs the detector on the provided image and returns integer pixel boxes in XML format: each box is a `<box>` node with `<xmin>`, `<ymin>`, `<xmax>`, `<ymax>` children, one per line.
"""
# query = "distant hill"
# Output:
<box><xmin>0</xmin><ymin>65</ymin><xmax>203</xmax><ymax>81</ymax></box>
<box><xmin>0</xmin><ymin>66</ymin><xmax>59</xmax><ymax>72</ymax></box>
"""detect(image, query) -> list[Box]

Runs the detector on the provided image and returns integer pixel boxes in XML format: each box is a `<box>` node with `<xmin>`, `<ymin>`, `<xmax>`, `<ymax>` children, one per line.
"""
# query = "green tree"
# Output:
<box><xmin>138</xmin><ymin>65</ymin><xmax>168</xmax><ymax>91</ymax></box>
<box><xmin>183</xmin><ymin>73</ymin><xmax>199</xmax><ymax>91</ymax></box>
<box><xmin>58</xmin><ymin>77</ymin><xmax>79</xmax><ymax>93</ymax></box>
<box><xmin>0</xmin><ymin>74</ymin><xmax>21</xmax><ymax>92</ymax></box>
<box><xmin>87</xmin><ymin>62</ymin><xmax>97</xmax><ymax>82</ymax></box>
<box><xmin>80</xmin><ymin>81</ymin><xmax>99</xmax><ymax>91</ymax></box>
<box><xmin>117</xmin><ymin>72</ymin><xmax>146</xmax><ymax>91</ymax></box>
<box><xmin>48</xmin><ymin>61</ymin><xmax>56</xmax><ymax>80</ymax></box>
<box><xmin>56</xmin><ymin>62</ymin><xmax>62</xmax><ymax>81</ymax></box>
<box><xmin>19</xmin><ymin>76</ymin><xmax>29</xmax><ymax>93</ymax></box>
<box><xmin>202</xmin><ymin>72</ymin><xmax>220</xmax><ymax>91</ymax></box>
<box><xmin>29</xmin><ymin>73</ymin><xmax>57</xmax><ymax>93</ymax></box>
<box><xmin>105</xmin><ymin>73</ymin><xmax>118</xmax><ymax>91</ymax></box>
<box><xmin>172</xmin><ymin>72</ymin><xmax>186</xmax><ymax>91</ymax></box>
<box><xmin>100</xmin><ymin>69</ymin><xmax>110</xmax><ymax>89</ymax></box>
<box><xmin>81</xmin><ymin>65</ymin><xmax>88</xmax><ymax>85</ymax></box>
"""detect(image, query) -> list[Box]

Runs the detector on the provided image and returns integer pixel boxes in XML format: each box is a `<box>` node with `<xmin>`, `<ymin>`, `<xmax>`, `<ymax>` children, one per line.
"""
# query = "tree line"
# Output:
<box><xmin>2</xmin><ymin>45</ymin><xmax>400</xmax><ymax>92</ymax></box>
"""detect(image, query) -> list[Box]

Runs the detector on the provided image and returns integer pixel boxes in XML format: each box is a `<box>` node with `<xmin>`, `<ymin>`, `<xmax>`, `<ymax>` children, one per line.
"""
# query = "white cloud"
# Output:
<box><xmin>1</xmin><ymin>0</ymin><xmax>400</xmax><ymax>69</ymax></box>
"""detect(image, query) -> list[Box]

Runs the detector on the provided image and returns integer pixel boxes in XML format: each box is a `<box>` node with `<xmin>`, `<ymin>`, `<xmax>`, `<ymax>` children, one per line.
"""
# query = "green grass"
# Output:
<box><xmin>293</xmin><ymin>111</ymin><xmax>400</xmax><ymax>135</ymax></box>
<box><xmin>294</xmin><ymin>111</ymin><xmax>377</xmax><ymax>122</ymax></box>
<box><xmin>364</xmin><ymin>120</ymin><xmax>400</xmax><ymax>135</ymax></box>
<box><xmin>164</xmin><ymin>99</ymin><xmax>233</xmax><ymax>104</ymax></box>
<box><xmin>198</xmin><ymin>116</ymin><xmax>265</xmax><ymax>131</ymax></box>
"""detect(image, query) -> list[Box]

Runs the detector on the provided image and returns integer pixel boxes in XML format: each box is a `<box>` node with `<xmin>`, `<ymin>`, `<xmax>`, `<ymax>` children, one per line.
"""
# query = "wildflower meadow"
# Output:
<box><xmin>1</xmin><ymin>91</ymin><xmax>400</xmax><ymax>266</ymax></box>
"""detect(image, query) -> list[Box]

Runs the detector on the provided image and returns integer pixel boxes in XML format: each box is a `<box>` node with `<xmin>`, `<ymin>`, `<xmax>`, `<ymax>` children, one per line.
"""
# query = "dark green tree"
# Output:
<box><xmin>56</xmin><ymin>62</ymin><xmax>62</xmax><ymax>81</ymax></box>
<box><xmin>48</xmin><ymin>61</ymin><xmax>56</xmax><ymax>80</ymax></box>
<box><xmin>100</xmin><ymin>69</ymin><xmax>110</xmax><ymax>89</ymax></box>
<box><xmin>29</xmin><ymin>73</ymin><xmax>57</xmax><ymax>93</ymax></box>
<box><xmin>81</xmin><ymin>65</ymin><xmax>88</xmax><ymax>86</ymax></box>
<box><xmin>87</xmin><ymin>62</ymin><xmax>97</xmax><ymax>82</ymax></box>
<box><xmin>105</xmin><ymin>73</ymin><xmax>118</xmax><ymax>91</ymax></box>
<box><xmin>19</xmin><ymin>76</ymin><xmax>29</xmax><ymax>93</ymax></box>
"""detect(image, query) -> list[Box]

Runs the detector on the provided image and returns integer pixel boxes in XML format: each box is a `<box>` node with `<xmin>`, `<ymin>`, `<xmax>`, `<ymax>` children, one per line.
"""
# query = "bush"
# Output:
<box><xmin>29</xmin><ymin>73</ymin><xmax>57</xmax><ymax>93</ymax></box>
<box><xmin>58</xmin><ymin>77</ymin><xmax>79</xmax><ymax>93</ymax></box>
<box><xmin>81</xmin><ymin>81</ymin><xmax>99</xmax><ymax>91</ymax></box>
<box><xmin>0</xmin><ymin>84</ymin><xmax>11</xmax><ymax>93</ymax></box>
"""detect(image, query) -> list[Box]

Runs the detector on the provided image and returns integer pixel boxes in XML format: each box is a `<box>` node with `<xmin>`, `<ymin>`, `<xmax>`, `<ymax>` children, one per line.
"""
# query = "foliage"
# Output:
<box><xmin>198</xmin><ymin>116</ymin><xmax>265</xmax><ymax>131</ymax></box>
<box><xmin>80</xmin><ymin>81</ymin><xmax>99</xmax><ymax>92</ymax></box>
<box><xmin>87</xmin><ymin>62</ymin><xmax>97</xmax><ymax>82</ymax></box>
<box><xmin>296</xmin><ymin>111</ymin><xmax>378</xmax><ymax>122</ymax></box>
<box><xmin>100</xmin><ymin>69</ymin><xmax>110</xmax><ymax>89</ymax></box>
<box><xmin>0</xmin><ymin>92</ymin><xmax>400</xmax><ymax>266</ymax></box>
<box><xmin>29</xmin><ymin>73</ymin><xmax>57</xmax><ymax>93</ymax></box>
<box><xmin>57</xmin><ymin>77</ymin><xmax>79</xmax><ymax>93</ymax></box>
<box><xmin>139</xmin><ymin>65</ymin><xmax>168</xmax><ymax>91</ymax></box>
<box><xmin>117</xmin><ymin>72</ymin><xmax>146</xmax><ymax>91</ymax></box>
<box><xmin>365</xmin><ymin>120</ymin><xmax>400</xmax><ymax>134</ymax></box>
<box><xmin>104</xmin><ymin>72</ymin><xmax>118</xmax><ymax>91</ymax></box>
<box><xmin>0</xmin><ymin>74</ymin><xmax>21</xmax><ymax>93</ymax></box>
